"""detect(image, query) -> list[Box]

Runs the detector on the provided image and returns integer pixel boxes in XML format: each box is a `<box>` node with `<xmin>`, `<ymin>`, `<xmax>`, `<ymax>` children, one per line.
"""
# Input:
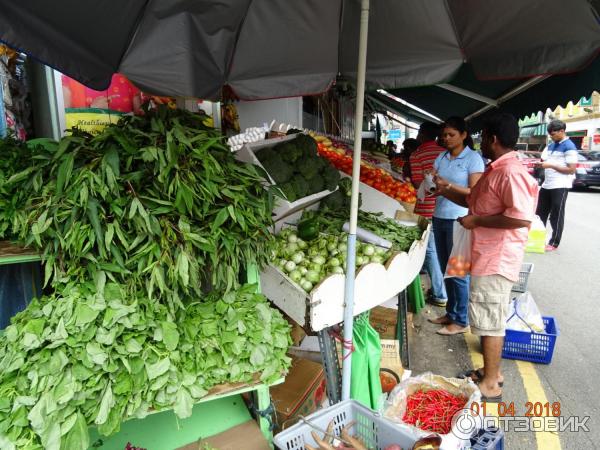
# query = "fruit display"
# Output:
<box><xmin>273</xmin><ymin>228</ymin><xmax>392</xmax><ymax>293</ymax></box>
<box><xmin>254</xmin><ymin>134</ymin><xmax>340</xmax><ymax>202</ymax></box>
<box><xmin>316</xmin><ymin>142</ymin><xmax>416</xmax><ymax>204</ymax></box>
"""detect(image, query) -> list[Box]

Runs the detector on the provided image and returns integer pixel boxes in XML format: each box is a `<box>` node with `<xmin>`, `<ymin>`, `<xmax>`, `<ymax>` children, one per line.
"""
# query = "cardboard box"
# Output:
<box><xmin>176</xmin><ymin>419</ymin><xmax>270</xmax><ymax>450</ymax></box>
<box><xmin>370</xmin><ymin>306</ymin><xmax>398</xmax><ymax>340</ymax></box>
<box><xmin>270</xmin><ymin>356</ymin><xmax>327</xmax><ymax>430</ymax></box>
<box><xmin>380</xmin><ymin>339</ymin><xmax>404</xmax><ymax>393</ymax></box>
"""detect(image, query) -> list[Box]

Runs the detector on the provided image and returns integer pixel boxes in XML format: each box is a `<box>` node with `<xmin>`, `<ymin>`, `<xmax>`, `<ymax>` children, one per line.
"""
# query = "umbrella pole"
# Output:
<box><xmin>341</xmin><ymin>0</ymin><xmax>370</xmax><ymax>402</ymax></box>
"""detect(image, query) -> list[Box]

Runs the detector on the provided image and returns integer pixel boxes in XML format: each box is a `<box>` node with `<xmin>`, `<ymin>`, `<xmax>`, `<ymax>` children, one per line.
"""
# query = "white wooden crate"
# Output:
<box><xmin>235</xmin><ymin>134</ymin><xmax>336</xmax><ymax>221</ymax></box>
<box><xmin>260</xmin><ymin>184</ymin><xmax>430</xmax><ymax>332</ymax></box>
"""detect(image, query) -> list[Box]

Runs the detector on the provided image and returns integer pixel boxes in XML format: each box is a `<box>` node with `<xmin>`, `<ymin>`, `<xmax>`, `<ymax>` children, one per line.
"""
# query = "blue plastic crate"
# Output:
<box><xmin>470</xmin><ymin>427</ymin><xmax>504</xmax><ymax>450</ymax></box>
<box><xmin>502</xmin><ymin>316</ymin><xmax>558</xmax><ymax>364</ymax></box>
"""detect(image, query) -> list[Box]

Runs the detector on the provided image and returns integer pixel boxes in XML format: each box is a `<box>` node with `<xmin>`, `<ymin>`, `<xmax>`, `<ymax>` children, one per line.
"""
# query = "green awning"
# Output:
<box><xmin>520</xmin><ymin>124</ymin><xmax>547</xmax><ymax>137</ymax></box>
<box><xmin>567</xmin><ymin>130</ymin><xmax>588</xmax><ymax>137</ymax></box>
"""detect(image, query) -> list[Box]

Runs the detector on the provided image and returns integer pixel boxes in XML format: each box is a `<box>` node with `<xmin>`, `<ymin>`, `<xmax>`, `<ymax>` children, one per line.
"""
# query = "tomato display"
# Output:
<box><xmin>317</xmin><ymin>144</ymin><xmax>416</xmax><ymax>204</ymax></box>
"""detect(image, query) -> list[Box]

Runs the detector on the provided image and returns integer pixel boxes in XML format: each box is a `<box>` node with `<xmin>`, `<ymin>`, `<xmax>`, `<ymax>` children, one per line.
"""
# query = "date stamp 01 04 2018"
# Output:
<box><xmin>450</xmin><ymin>402</ymin><xmax>591</xmax><ymax>439</ymax></box>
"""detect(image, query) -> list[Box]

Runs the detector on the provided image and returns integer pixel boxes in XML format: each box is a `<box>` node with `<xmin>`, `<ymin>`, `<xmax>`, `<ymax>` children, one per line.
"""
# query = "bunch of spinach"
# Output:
<box><xmin>0</xmin><ymin>281</ymin><xmax>290</xmax><ymax>450</ymax></box>
<box><xmin>0</xmin><ymin>107</ymin><xmax>276</xmax><ymax>301</ymax></box>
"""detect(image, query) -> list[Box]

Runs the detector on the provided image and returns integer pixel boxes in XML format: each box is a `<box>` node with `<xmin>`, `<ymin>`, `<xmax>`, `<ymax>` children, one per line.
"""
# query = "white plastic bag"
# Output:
<box><xmin>416</xmin><ymin>173</ymin><xmax>436</xmax><ymax>201</ymax></box>
<box><xmin>506</xmin><ymin>292</ymin><xmax>545</xmax><ymax>332</ymax></box>
<box><xmin>383</xmin><ymin>372</ymin><xmax>482</xmax><ymax>450</ymax></box>
<box><xmin>444</xmin><ymin>222</ymin><xmax>471</xmax><ymax>278</ymax></box>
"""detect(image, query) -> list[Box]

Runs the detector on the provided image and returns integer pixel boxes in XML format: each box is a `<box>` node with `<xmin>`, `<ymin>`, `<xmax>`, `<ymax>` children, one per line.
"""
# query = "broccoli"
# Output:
<box><xmin>298</xmin><ymin>155</ymin><xmax>320</xmax><ymax>179</ymax></box>
<box><xmin>261</xmin><ymin>154</ymin><xmax>293</xmax><ymax>184</ymax></box>
<box><xmin>286</xmin><ymin>128</ymin><xmax>303</xmax><ymax>135</ymax></box>
<box><xmin>306</xmin><ymin>174</ymin><xmax>325</xmax><ymax>194</ymax></box>
<box><xmin>291</xmin><ymin>175</ymin><xmax>310</xmax><ymax>198</ymax></box>
<box><xmin>319</xmin><ymin>190</ymin><xmax>346</xmax><ymax>211</ymax></box>
<box><xmin>278</xmin><ymin>142</ymin><xmax>303</xmax><ymax>163</ymax></box>
<box><xmin>255</xmin><ymin>147</ymin><xmax>276</xmax><ymax>163</ymax></box>
<box><xmin>321</xmin><ymin>164</ymin><xmax>341</xmax><ymax>191</ymax></box>
<box><xmin>278</xmin><ymin>182</ymin><xmax>297</xmax><ymax>202</ymax></box>
<box><xmin>294</xmin><ymin>134</ymin><xmax>318</xmax><ymax>157</ymax></box>
<box><xmin>338</xmin><ymin>177</ymin><xmax>352</xmax><ymax>196</ymax></box>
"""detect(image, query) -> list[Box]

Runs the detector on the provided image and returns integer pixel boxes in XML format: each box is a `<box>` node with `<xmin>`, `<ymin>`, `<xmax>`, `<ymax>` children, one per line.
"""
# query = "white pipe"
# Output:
<box><xmin>437</xmin><ymin>83</ymin><xmax>498</xmax><ymax>106</ymax></box>
<box><xmin>465</xmin><ymin>75</ymin><xmax>551</xmax><ymax>121</ymax></box>
<box><xmin>341</xmin><ymin>0</ymin><xmax>370</xmax><ymax>402</ymax></box>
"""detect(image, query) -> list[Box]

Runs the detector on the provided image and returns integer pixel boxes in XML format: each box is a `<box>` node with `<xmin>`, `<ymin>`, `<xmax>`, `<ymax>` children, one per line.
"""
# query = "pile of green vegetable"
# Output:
<box><xmin>0</xmin><ymin>107</ymin><xmax>276</xmax><ymax>300</ymax></box>
<box><xmin>254</xmin><ymin>134</ymin><xmax>340</xmax><ymax>202</ymax></box>
<box><xmin>273</xmin><ymin>228</ymin><xmax>391</xmax><ymax>293</ymax></box>
<box><xmin>304</xmin><ymin>203</ymin><xmax>423</xmax><ymax>254</ymax></box>
<box><xmin>0</xmin><ymin>282</ymin><xmax>290</xmax><ymax>450</ymax></box>
<box><xmin>0</xmin><ymin>108</ymin><xmax>292</xmax><ymax>450</ymax></box>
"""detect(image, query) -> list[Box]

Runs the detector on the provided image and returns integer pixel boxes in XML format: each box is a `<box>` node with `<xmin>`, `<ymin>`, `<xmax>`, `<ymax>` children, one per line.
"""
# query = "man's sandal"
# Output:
<box><xmin>460</xmin><ymin>368</ymin><xmax>504</xmax><ymax>387</ymax></box>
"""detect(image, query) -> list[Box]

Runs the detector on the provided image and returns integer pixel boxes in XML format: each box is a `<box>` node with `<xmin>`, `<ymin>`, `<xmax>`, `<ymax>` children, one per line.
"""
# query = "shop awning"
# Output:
<box><xmin>567</xmin><ymin>130</ymin><xmax>588</xmax><ymax>137</ymax></box>
<box><xmin>520</xmin><ymin>124</ymin><xmax>547</xmax><ymax>137</ymax></box>
<box><xmin>380</xmin><ymin>56</ymin><xmax>600</xmax><ymax>130</ymax></box>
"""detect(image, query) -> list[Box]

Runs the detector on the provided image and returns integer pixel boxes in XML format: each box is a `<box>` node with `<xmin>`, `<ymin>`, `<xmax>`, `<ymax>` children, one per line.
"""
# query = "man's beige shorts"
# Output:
<box><xmin>469</xmin><ymin>274</ymin><xmax>514</xmax><ymax>337</ymax></box>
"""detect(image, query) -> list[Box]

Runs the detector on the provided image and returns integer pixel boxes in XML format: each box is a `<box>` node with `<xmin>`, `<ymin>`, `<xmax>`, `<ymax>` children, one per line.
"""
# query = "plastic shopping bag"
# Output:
<box><xmin>416</xmin><ymin>173</ymin><xmax>436</xmax><ymax>201</ymax></box>
<box><xmin>444</xmin><ymin>222</ymin><xmax>471</xmax><ymax>279</ymax></box>
<box><xmin>350</xmin><ymin>313</ymin><xmax>383</xmax><ymax>410</ymax></box>
<box><xmin>525</xmin><ymin>215</ymin><xmax>546</xmax><ymax>254</ymax></box>
<box><xmin>384</xmin><ymin>372</ymin><xmax>482</xmax><ymax>450</ymax></box>
<box><xmin>506</xmin><ymin>291</ymin><xmax>545</xmax><ymax>332</ymax></box>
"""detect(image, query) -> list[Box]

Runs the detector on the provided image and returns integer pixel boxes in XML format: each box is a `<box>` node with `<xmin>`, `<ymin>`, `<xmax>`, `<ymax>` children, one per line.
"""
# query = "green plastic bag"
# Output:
<box><xmin>408</xmin><ymin>275</ymin><xmax>426</xmax><ymax>314</ymax></box>
<box><xmin>350</xmin><ymin>313</ymin><xmax>383</xmax><ymax>409</ymax></box>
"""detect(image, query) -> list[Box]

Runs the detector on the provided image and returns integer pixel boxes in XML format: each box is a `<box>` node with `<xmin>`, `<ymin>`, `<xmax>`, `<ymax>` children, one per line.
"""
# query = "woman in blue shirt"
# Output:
<box><xmin>429</xmin><ymin>117</ymin><xmax>484</xmax><ymax>335</ymax></box>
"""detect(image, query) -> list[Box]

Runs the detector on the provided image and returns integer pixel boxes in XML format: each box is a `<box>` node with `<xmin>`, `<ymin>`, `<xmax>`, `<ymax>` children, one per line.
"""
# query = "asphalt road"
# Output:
<box><xmin>409</xmin><ymin>187</ymin><xmax>600</xmax><ymax>449</ymax></box>
<box><xmin>524</xmin><ymin>187</ymin><xmax>600</xmax><ymax>449</ymax></box>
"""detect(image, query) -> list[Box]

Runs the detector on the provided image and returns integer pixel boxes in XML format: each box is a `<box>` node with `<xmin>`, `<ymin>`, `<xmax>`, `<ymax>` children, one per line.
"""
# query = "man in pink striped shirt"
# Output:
<box><xmin>435</xmin><ymin>113</ymin><xmax>539</xmax><ymax>402</ymax></box>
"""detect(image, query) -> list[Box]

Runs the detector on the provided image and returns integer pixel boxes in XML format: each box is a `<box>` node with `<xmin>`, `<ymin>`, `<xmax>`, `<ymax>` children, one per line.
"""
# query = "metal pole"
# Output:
<box><xmin>341</xmin><ymin>0</ymin><xmax>370</xmax><ymax>402</ymax></box>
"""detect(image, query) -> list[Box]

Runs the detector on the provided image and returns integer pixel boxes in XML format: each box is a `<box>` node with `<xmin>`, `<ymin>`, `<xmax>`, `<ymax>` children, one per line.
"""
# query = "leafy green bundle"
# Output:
<box><xmin>304</xmin><ymin>209</ymin><xmax>424</xmax><ymax>254</ymax></box>
<box><xmin>0</xmin><ymin>107</ymin><xmax>276</xmax><ymax>304</ymax></box>
<box><xmin>0</xmin><ymin>282</ymin><xmax>290</xmax><ymax>450</ymax></box>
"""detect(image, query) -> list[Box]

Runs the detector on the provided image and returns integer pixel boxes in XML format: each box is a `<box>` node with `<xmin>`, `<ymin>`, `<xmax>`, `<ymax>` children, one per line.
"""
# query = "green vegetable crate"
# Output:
<box><xmin>235</xmin><ymin>134</ymin><xmax>336</xmax><ymax>220</ymax></box>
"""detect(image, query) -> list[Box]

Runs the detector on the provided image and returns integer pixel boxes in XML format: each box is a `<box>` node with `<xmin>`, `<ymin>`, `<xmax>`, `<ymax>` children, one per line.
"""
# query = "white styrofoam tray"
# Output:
<box><xmin>235</xmin><ymin>134</ymin><xmax>336</xmax><ymax>220</ymax></box>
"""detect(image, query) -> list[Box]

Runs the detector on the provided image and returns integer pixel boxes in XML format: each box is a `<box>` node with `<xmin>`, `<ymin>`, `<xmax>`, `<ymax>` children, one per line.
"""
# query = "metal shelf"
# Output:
<box><xmin>0</xmin><ymin>241</ymin><xmax>41</xmax><ymax>266</ymax></box>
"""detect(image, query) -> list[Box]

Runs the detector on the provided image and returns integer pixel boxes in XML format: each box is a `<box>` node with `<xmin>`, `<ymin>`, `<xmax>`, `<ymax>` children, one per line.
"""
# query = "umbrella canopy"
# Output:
<box><xmin>0</xmin><ymin>0</ymin><xmax>598</xmax><ymax>100</ymax></box>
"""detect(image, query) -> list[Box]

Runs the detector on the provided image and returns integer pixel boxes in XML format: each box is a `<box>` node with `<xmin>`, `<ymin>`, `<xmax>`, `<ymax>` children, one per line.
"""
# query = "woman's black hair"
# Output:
<box><xmin>443</xmin><ymin>116</ymin><xmax>474</xmax><ymax>149</ymax></box>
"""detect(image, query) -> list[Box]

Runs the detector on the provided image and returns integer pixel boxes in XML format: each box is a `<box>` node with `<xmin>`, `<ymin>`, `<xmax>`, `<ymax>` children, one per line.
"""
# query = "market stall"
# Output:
<box><xmin>0</xmin><ymin>1</ymin><xmax>599</xmax><ymax>448</ymax></box>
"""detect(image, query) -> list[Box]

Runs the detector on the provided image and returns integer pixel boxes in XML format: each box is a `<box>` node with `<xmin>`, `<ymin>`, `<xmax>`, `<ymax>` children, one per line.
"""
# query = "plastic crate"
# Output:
<box><xmin>274</xmin><ymin>400</ymin><xmax>418</xmax><ymax>450</ymax></box>
<box><xmin>502</xmin><ymin>316</ymin><xmax>559</xmax><ymax>364</ymax></box>
<box><xmin>469</xmin><ymin>427</ymin><xmax>504</xmax><ymax>450</ymax></box>
<box><xmin>511</xmin><ymin>262</ymin><xmax>534</xmax><ymax>292</ymax></box>
<box><xmin>511</xmin><ymin>262</ymin><xmax>534</xmax><ymax>293</ymax></box>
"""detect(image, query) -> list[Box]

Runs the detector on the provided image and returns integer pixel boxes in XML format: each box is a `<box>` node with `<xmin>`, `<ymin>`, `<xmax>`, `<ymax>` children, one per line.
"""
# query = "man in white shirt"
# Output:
<box><xmin>535</xmin><ymin>120</ymin><xmax>577</xmax><ymax>251</ymax></box>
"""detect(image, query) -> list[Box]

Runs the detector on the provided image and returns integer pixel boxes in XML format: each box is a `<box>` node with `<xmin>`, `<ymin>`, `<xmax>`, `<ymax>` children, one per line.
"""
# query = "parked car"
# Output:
<box><xmin>573</xmin><ymin>152</ymin><xmax>600</xmax><ymax>188</ymax></box>
<box><xmin>532</xmin><ymin>150</ymin><xmax>600</xmax><ymax>188</ymax></box>
<box><xmin>519</xmin><ymin>150</ymin><xmax>600</xmax><ymax>187</ymax></box>
<box><xmin>517</xmin><ymin>151</ymin><xmax>544</xmax><ymax>184</ymax></box>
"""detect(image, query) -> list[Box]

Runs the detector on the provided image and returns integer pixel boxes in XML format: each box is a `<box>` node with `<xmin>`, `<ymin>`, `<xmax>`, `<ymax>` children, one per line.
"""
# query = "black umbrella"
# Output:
<box><xmin>0</xmin><ymin>0</ymin><xmax>598</xmax><ymax>100</ymax></box>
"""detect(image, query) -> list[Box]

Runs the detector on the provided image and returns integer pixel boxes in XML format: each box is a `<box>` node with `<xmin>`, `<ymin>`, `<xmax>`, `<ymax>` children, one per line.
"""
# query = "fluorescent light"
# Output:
<box><xmin>377</xmin><ymin>89</ymin><xmax>442</xmax><ymax>122</ymax></box>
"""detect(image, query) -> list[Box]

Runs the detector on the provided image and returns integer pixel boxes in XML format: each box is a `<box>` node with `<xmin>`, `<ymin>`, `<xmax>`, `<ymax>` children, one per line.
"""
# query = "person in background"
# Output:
<box><xmin>409</xmin><ymin>123</ymin><xmax>447</xmax><ymax>306</ymax></box>
<box><xmin>429</xmin><ymin>117</ymin><xmax>484</xmax><ymax>335</ymax></box>
<box><xmin>386</xmin><ymin>139</ymin><xmax>398</xmax><ymax>159</ymax></box>
<box><xmin>400</xmin><ymin>138</ymin><xmax>420</xmax><ymax>180</ymax></box>
<box><xmin>435</xmin><ymin>113</ymin><xmax>539</xmax><ymax>401</ymax></box>
<box><xmin>535</xmin><ymin>120</ymin><xmax>577</xmax><ymax>251</ymax></box>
